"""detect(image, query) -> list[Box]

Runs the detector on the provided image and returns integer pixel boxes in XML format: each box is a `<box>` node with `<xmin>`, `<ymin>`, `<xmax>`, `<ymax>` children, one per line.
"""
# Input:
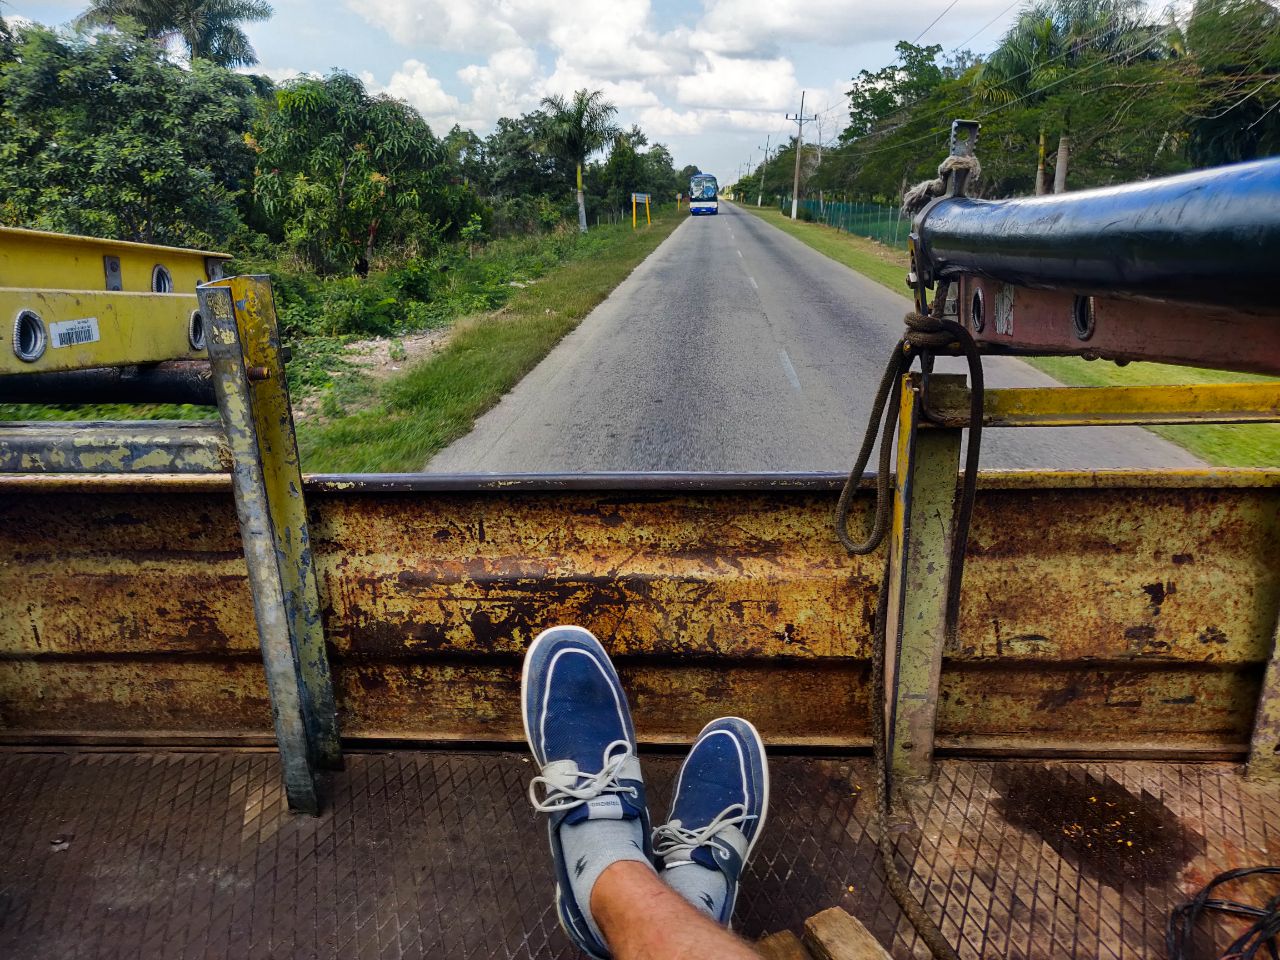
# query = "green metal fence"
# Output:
<box><xmin>779</xmin><ymin>197</ymin><xmax>909</xmax><ymax>250</ymax></box>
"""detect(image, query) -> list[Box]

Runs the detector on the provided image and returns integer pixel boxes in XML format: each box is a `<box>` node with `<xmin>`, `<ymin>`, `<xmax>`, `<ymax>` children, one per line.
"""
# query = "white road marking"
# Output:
<box><xmin>778</xmin><ymin>349</ymin><xmax>802</xmax><ymax>393</ymax></box>
<box><xmin>737</xmin><ymin>249</ymin><xmax>743</xmax><ymax>258</ymax></box>
<box><xmin>748</xmin><ymin>276</ymin><xmax>758</xmax><ymax>290</ymax></box>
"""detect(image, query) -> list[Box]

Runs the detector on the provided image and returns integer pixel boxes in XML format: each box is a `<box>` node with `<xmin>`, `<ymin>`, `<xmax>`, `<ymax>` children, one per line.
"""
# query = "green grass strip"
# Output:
<box><xmin>736</xmin><ymin>203</ymin><xmax>910</xmax><ymax>293</ymax></box>
<box><xmin>737</xmin><ymin>202</ymin><xmax>1278</xmax><ymax>467</ymax></box>
<box><xmin>298</xmin><ymin>213</ymin><xmax>682</xmax><ymax>472</ymax></box>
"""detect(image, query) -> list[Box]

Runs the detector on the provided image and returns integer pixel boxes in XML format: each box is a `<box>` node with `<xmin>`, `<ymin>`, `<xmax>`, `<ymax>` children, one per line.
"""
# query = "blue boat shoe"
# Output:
<box><xmin>522</xmin><ymin>625</ymin><xmax>653</xmax><ymax>958</ymax></box>
<box><xmin>652</xmin><ymin>717</ymin><xmax>769</xmax><ymax>927</ymax></box>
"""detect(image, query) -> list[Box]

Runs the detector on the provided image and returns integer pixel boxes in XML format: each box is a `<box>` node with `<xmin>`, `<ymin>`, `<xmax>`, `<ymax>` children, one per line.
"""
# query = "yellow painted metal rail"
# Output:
<box><xmin>925</xmin><ymin>380</ymin><xmax>1280</xmax><ymax>427</ymax></box>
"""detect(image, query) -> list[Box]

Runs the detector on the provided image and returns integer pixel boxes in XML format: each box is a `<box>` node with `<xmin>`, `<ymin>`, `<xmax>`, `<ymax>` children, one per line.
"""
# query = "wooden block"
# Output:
<box><xmin>802</xmin><ymin>907</ymin><xmax>892</xmax><ymax>960</ymax></box>
<box><xmin>756</xmin><ymin>929</ymin><xmax>813</xmax><ymax>960</ymax></box>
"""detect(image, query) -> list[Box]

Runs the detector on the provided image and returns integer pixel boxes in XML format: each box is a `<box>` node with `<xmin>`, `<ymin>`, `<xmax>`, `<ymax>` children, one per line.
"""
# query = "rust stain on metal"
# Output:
<box><xmin>992</xmin><ymin>763</ymin><xmax>1205</xmax><ymax>887</ymax></box>
<box><xmin>1</xmin><ymin>479</ymin><xmax>1277</xmax><ymax>751</ymax></box>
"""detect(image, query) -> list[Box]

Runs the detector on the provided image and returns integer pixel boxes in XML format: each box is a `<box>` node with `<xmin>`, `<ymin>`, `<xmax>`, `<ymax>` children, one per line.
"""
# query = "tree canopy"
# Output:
<box><xmin>253</xmin><ymin>72</ymin><xmax>452</xmax><ymax>273</ymax></box>
<box><xmin>744</xmin><ymin>0</ymin><xmax>1278</xmax><ymax>205</ymax></box>
<box><xmin>0</xmin><ymin>24</ymin><xmax>257</xmax><ymax>245</ymax></box>
<box><xmin>0</xmin><ymin>20</ymin><xmax>700</xmax><ymax>272</ymax></box>
<box><xmin>76</xmin><ymin>0</ymin><xmax>273</xmax><ymax>67</ymax></box>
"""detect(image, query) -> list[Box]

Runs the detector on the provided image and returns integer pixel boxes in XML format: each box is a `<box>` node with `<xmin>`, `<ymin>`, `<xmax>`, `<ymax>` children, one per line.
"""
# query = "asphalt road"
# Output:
<box><xmin>429</xmin><ymin>202</ymin><xmax>1202</xmax><ymax>472</ymax></box>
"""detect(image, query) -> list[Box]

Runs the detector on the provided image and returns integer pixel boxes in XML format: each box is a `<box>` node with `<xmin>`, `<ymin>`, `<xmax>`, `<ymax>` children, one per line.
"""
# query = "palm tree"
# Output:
<box><xmin>77</xmin><ymin>0</ymin><xmax>272</xmax><ymax>68</ymax></box>
<box><xmin>540</xmin><ymin>89</ymin><xmax>619</xmax><ymax>233</ymax></box>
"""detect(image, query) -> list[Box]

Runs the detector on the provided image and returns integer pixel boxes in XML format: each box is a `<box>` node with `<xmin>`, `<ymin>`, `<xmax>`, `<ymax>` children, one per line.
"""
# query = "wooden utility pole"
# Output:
<box><xmin>757</xmin><ymin>134</ymin><xmax>770</xmax><ymax>208</ymax></box>
<box><xmin>787</xmin><ymin>91</ymin><xmax>816</xmax><ymax>220</ymax></box>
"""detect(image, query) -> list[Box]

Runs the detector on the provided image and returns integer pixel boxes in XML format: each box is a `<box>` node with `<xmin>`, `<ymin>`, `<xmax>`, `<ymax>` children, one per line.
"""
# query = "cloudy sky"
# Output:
<box><xmin>10</xmin><ymin>0</ymin><xmax>1027</xmax><ymax>183</ymax></box>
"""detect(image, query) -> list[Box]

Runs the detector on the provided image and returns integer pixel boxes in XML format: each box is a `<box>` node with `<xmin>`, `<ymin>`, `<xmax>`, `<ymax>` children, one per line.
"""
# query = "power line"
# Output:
<box><xmin>817</xmin><ymin>0</ymin><xmax>1091</xmax><ymax>140</ymax></box>
<box><xmin>853</xmin><ymin>22</ymin><xmax>1177</xmax><ymax>156</ymax></box>
<box><xmin>808</xmin><ymin>0</ymin><xmax>1019</xmax><ymax>137</ymax></box>
<box><xmin>845</xmin><ymin>19</ymin><xmax>1176</xmax><ymax>156</ymax></box>
<box><xmin>950</xmin><ymin>0</ymin><xmax>1022</xmax><ymax>52</ymax></box>
<box><xmin>912</xmin><ymin>0</ymin><xmax>962</xmax><ymax>44</ymax></box>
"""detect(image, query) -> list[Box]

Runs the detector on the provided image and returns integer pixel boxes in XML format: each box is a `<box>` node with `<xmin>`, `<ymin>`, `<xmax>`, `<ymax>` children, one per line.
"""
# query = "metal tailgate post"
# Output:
<box><xmin>882</xmin><ymin>372</ymin><xmax>963</xmax><ymax>782</ymax></box>
<box><xmin>1250</xmin><ymin>625</ymin><xmax>1280</xmax><ymax>781</ymax></box>
<box><xmin>199</xmin><ymin>276</ymin><xmax>341</xmax><ymax>812</ymax></box>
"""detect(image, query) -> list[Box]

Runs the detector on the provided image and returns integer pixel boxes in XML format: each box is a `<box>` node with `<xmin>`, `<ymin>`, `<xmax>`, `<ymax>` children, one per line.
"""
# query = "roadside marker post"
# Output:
<box><xmin>631</xmin><ymin>193</ymin><xmax>651</xmax><ymax>228</ymax></box>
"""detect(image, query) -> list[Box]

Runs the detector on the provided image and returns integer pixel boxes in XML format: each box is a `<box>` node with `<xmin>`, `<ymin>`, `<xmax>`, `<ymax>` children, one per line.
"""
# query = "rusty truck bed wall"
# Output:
<box><xmin>1</xmin><ymin>470</ymin><xmax>1276</xmax><ymax>758</ymax></box>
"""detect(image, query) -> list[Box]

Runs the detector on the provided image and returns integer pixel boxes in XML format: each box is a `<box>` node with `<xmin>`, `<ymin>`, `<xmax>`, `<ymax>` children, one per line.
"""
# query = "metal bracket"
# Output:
<box><xmin>949</xmin><ymin>120</ymin><xmax>980</xmax><ymax>159</ymax></box>
<box><xmin>103</xmin><ymin>256</ymin><xmax>122</xmax><ymax>291</ymax></box>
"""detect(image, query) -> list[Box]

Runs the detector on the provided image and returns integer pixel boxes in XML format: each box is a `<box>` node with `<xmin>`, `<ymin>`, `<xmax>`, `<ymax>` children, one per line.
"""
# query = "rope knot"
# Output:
<box><xmin>901</xmin><ymin>154</ymin><xmax>982</xmax><ymax>216</ymax></box>
<box><xmin>903</xmin><ymin>311</ymin><xmax>960</xmax><ymax>351</ymax></box>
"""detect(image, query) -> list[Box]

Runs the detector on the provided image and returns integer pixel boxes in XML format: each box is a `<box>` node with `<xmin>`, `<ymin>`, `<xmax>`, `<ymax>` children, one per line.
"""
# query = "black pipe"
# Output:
<box><xmin>0</xmin><ymin>361</ymin><xmax>216</xmax><ymax>405</ymax></box>
<box><xmin>916</xmin><ymin>157</ymin><xmax>1280</xmax><ymax>310</ymax></box>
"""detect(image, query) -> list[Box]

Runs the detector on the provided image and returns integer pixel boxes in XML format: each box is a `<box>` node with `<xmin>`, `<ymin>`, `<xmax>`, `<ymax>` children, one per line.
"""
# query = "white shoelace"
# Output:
<box><xmin>651</xmin><ymin>802</ymin><xmax>757</xmax><ymax>866</ymax></box>
<box><xmin>528</xmin><ymin>739</ymin><xmax>638</xmax><ymax>814</ymax></box>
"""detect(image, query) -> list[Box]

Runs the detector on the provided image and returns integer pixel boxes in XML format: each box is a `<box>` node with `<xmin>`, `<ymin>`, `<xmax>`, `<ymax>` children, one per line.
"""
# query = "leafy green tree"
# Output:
<box><xmin>77</xmin><ymin>0</ymin><xmax>273</xmax><ymax>68</ymax></box>
<box><xmin>974</xmin><ymin>0</ymin><xmax>1155</xmax><ymax>191</ymax></box>
<box><xmin>0</xmin><ymin>24</ymin><xmax>256</xmax><ymax>245</ymax></box>
<box><xmin>643</xmin><ymin>143</ymin><xmax>681</xmax><ymax>200</ymax></box>
<box><xmin>845</xmin><ymin>42</ymin><xmax>945</xmax><ymax>139</ymax></box>
<box><xmin>482</xmin><ymin>111</ymin><xmax>568</xmax><ymax>200</ymax></box>
<box><xmin>253</xmin><ymin>72</ymin><xmax>447</xmax><ymax>273</ymax></box>
<box><xmin>600</xmin><ymin>129</ymin><xmax>645</xmax><ymax>215</ymax></box>
<box><xmin>540</xmin><ymin>88</ymin><xmax>619</xmax><ymax>233</ymax></box>
<box><xmin>441</xmin><ymin>125</ymin><xmax>486</xmax><ymax>186</ymax></box>
<box><xmin>1184</xmin><ymin>0</ymin><xmax>1280</xmax><ymax>164</ymax></box>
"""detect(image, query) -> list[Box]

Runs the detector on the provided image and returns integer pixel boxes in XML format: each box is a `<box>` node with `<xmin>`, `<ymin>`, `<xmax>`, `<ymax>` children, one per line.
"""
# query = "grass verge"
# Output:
<box><xmin>298</xmin><ymin>212</ymin><xmax>682</xmax><ymax>472</ymax></box>
<box><xmin>738</xmin><ymin>201</ymin><xmax>1277</xmax><ymax>467</ymax></box>
<box><xmin>737</xmin><ymin>204</ymin><xmax>910</xmax><ymax>292</ymax></box>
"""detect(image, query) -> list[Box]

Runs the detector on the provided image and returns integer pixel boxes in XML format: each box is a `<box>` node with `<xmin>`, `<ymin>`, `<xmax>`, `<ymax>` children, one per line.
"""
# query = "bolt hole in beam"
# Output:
<box><xmin>1073</xmin><ymin>294</ymin><xmax>1096</xmax><ymax>341</ymax></box>
<box><xmin>13</xmin><ymin>309</ymin><xmax>46</xmax><ymax>362</ymax></box>
<box><xmin>188</xmin><ymin>310</ymin><xmax>206</xmax><ymax>351</ymax></box>
<box><xmin>151</xmin><ymin>264</ymin><xmax>173</xmax><ymax>294</ymax></box>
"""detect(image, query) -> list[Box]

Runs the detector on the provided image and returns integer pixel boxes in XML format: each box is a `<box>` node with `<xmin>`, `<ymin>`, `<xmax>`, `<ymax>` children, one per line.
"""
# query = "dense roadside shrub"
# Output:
<box><xmin>0</xmin><ymin>25</ymin><xmax>257</xmax><ymax>245</ymax></box>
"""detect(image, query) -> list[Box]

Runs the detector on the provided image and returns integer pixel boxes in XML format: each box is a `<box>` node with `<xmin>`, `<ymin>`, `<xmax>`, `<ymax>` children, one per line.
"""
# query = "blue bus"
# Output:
<box><xmin>689</xmin><ymin>174</ymin><xmax>718</xmax><ymax>215</ymax></box>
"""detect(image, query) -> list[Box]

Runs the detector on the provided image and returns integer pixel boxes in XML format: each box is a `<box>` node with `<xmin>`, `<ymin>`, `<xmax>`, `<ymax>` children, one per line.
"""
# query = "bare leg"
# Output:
<box><xmin>591</xmin><ymin>861</ymin><xmax>761</xmax><ymax>960</ymax></box>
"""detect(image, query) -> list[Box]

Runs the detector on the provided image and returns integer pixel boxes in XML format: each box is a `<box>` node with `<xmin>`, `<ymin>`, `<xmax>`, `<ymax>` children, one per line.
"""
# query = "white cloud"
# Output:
<box><xmin>637</xmin><ymin>105</ymin><xmax>782</xmax><ymax>137</ymax></box>
<box><xmin>693</xmin><ymin>0</ymin><xmax>1023</xmax><ymax>56</ymax></box>
<box><xmin>455</xmin><ymin>47</ymin><xmax>544</xmax><ymax>128</ymax></box>
<box><xmin>675</xmin><ymin>53</ymin><xmax>797</xmax><ymax>112</ymax></box>
<box><xmin>337</xmin><ymin>0</ymin><xmax>1026</xmax><ymax>178</ymax></box>
<box><xmin>343</xmin><ymin>0</ymin><xmax>567</xmax><ymax>51</ymax></box>
<box><xmin>241</xmin><ymin>66</ymin><xmax>314</xmax><ymax>84</ymax></box>
<box><xmin>546</xmin><ymin>1</ymin><xmax>681</xmax><ymax>80</ymax></box>
<box><xmin>543</xmin><ymin>62</ymin><xmax>663</xmax><ymax>110</ymax></box>
<box><xmin>365</xmin><ymin>60</ymin><xmax>463</xmax><ymax>129</ymax></box>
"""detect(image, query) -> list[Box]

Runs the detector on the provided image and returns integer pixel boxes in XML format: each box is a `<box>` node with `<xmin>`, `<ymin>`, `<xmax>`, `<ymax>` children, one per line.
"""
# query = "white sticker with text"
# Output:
<box><xmin>49</xmin><ymin>317</ymin><xmax>101</xmax><ymax>349</ymax></box>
